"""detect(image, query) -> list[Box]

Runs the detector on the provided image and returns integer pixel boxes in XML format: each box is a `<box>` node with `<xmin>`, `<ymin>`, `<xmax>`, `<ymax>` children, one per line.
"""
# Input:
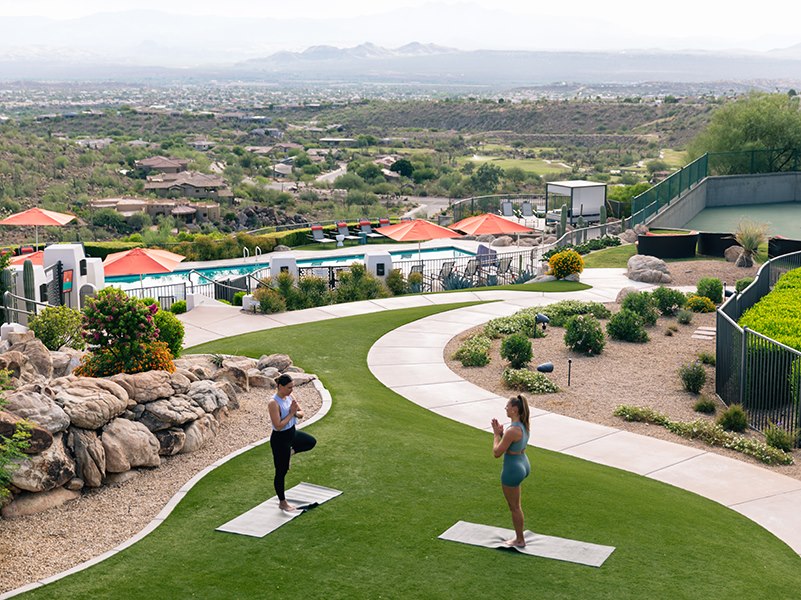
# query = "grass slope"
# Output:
<box><xmin>22</xmin><ymin>304</ymin><xmax>801</xmax><ymax>599</ymax></box>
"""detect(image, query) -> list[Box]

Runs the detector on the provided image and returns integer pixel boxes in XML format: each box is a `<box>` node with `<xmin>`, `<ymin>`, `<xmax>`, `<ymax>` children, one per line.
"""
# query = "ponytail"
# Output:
<box><xmin>510</xmin><ymin>394</ymin><xmax>530</xmax><ymax>432</ymax></box>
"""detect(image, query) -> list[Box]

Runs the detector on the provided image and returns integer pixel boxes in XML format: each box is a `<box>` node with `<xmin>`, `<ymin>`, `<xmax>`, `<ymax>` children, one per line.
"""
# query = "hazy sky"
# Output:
<box><xmin>0</xmin><ymin>0</ymin><xmax>797</xmax><ymax>52</ymax></box>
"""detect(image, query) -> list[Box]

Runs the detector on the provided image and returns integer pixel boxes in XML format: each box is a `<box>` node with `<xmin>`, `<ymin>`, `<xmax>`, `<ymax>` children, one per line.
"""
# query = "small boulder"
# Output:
<box><xmin>475</xmin><ymin>234</ymin><xmax>495</xmax><ymax>243</ymax></box>
<box><xmin>491</xmin><ymin>236</ymin><xmax>513</xmax><ymax>247</ymax></box>
<box><xmin>247</xmin><ymin>368</ymin><xmax>276</xmax><ymax>388</ymax></box>
<box><xmin>170</xmin><ymin>371</ymin><xmax>192</xmax><ymax>395</ymax></box>
<box><xmin>212</xmin><ymin>365</ymin><xmax>249</xmax><ymax>392</ymax></box>
<box><xmin>286</xmin><ymin>373</ymin><xmax>317</xmax><ymax>386</ymax></box>
<box><xmin>257</xmin><ymin>354</ymin><xmax>292</xmax><ymax>372</ymax></box>
<box><xmin>56</xmin><ymin>378</ymin><xmax>130</xmax><ymax>429</ymax></box>
<box><xmin>0</xmin><ymin>350</ymin><xmax>38</xmax><ymax>384</ymax></box>
<box><xmin>110</xmin><ymin>371</ymin><xmax>175</xmax><ymax>404</ymax></box>
<box><xmin>154</xmin><ymin>428</ymin><xmax>186</xmax><ymax>456</ymax></box>
<box><xmin>139</xmin><ymin>396</ymin><xmax>205</xmax><ymax>431</ymax></box>
<box><xmin>1</xmin><ymin>487</ymin><xmax>80</xmax><ymax>518</ymax></box>
<box><xmin>222</xmin><ymin>356</ymin><xmax>258</xmax><ymax>372</ymax></box>
<box><xmin>102</xmin><ymin>418</ymin><xmax>161</xmax><ymax>472</ymax></box>
<box><xmin>213</xmin><ymin>380</ymin><xmax>239</xmax><ymax>410</ymax></box>
<box><xmin>67</xmin><ymin>428</ymin><xmax>106</xmax><ymax>488</ymax></box>
<box><xmin>50</xmin><ymin>347</ymin><xmax>84</xmax><ymax>378</ymax></box>
<box><xmin>2</xmin><ymin>388</ymin><xmax>69</xmax><ymax>434</ymax></box>
<box><xmin>187</xmin><ymin>380</ymin><xmax>230</xmax><ymax>413</ymax></box>
<box><xmin>627</xmin><ymin>254</ymin><xmax>672</xmax><ymax>284</ymax></box>
<box><xmin>11</xmin><ymin>433</ymin><xmax>75</xmax><ymax>493</ymax></box>
<box><xmin>616</xmin><ymin>286</ymin><xmax>642</xmax><ymax>303</ymax></box>
<box><xmin>606</xmin><ymin>220</ymin><xmax>623</xmax><ymax>235</ymax></box>
<box><xmin>0</xmin><ymin>410</ymin><xmax>54</xmax><ymax>453</ymax></box>
<box><xmin>181</xmin><ymin>414</ymin><xmax>219</xmax><ymax>454</ymax></box>
<box><xmin>619</xmin><ymin>229</ymin><xmax>638</xmax><ymax>244</ymax></box>
<box><xmin>8</xmin><ymin>338</ymin><xmax>53</xmax><ymax>381</ymax></box>
<box><xmin>724</xmin><ymin>245</ymin><xmax>743</xmax><ymax>263</ymax></box>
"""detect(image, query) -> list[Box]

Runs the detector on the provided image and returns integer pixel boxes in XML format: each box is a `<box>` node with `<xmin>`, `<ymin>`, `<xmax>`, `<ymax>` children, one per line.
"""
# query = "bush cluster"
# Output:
<box><xmin>500</xmin><ymin>333</ymin><xmax>532</xmax><ymax>368</ymax></box>
<box><xmin>232</xmin><ymin>291</ymin><xmax>246</xmax><ymax>307</ymax></box>
<box><xmin>606</xmin><ymin>309</ymin><xmax>649</xmax><ymax>343</ymax></box>
<box><xmin>694</xmin><ymin>396</ymin><xmax>717</xmax><ymax>414</ymax></box>
<box><xmin>697</xmin><ymin>351</ymin><xmax>716</xmax><ymax>366</ymax></box>
<box><xmin>385</xmin><ymin>269</ymin><xmax>406</xmax><ymax>296</ymax></box>
<box><xmin>676</xmin><ymin>309</ymin><xmax>694</xmax><ymax>324</ymax></box>
<box><xmin>696</xmin><ymin>277</ymin><xmax>723</xmax><ymax>304</ymax></box>
<box><xmin>253</xmin><ymin>286</ymin><xmax>287</xmax><ymax>314</ymax></box>
<box><xmin>541</xmin><ymin>300</ymin><xmax>611</xmax><ymax>327</ymax></box>
<box><xmin>764</xmin><ymin>422</ymin><xmax>797</xmax><ymax>452</ymax></box>
<box><xmin>484</xmin><ymin>309</ymin><xmax>546</xmax><ymax>339</ymax></box>
<box><xmin>502</xmin><ymin>368</ymin><xmax>559</xmax><ymax>394</ymax></box>
<box><xmin>453</xmin><ymin>335</ymin><xmax>492</xmax><ymax>367</ymax></box>
<box><xmin>76</xmin><ymin>341</ymin><xmax>175</xmax><ymax>377</ymax></box>
<box><xmin>685</xmin><ymin>295</ymin><xmax>716</xmax><ymax>313</ymax></box>
<box><xmin>718</xmin><ymin>404</ymin><xmax>749</xmax><ymax>432</ymax></box>
<box><xmin>154</xmin><ymin>310</ymin><xmax>185</xmax><ymax>358</ymax></box>
<box><xmin>169</xmin><ymin>300</ymin><xmax>187</xmax><ymax>314</ymax></box>
<box><xmin>735</xmin><ymin>277</ymin><xmax>754</xmax><ymax>293</ymax></box>
<box><xmin>334</xmin><ymin>263</ymin><xmax>391</xmax><ymax>303</ymax></box>
<box><xmin>563</xmin><ymin>314</ymin><xmax>606</xmax><ymax>355</ymax></box>
<box><xmin>27</xmin><ymin>305</ymin><xmax>85</xmax><ymax>351</ymax></box>
<box><xmin>620</xmin><ymin>291</ymin><xmax>658</xmax><ymax>326</ymax></box>
<box><xmin>678</xmin><ymin>362</ymin><xmax>706</xmax><ymax>393</ymax></box>
<box><xmin>613</xmin><ymin>405</ymin><xmax>792</xmax><ymax>465</ymax></box>
<box><xmin>650</xmin><ymin>286</ymin><xmax>687</xmax><ymax>316</ymax></box>
<box><xmin>547</xmin><ymin>249</ymin><xmax>584</xmax><ymax>280</ymax></box>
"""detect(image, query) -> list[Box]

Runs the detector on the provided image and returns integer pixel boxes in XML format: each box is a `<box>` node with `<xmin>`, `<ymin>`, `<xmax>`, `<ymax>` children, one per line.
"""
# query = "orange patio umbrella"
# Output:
<box><xmin>376</xmin><ymin>218</ymin><xmax>461</xmax><ymax>261</ymax></box>
<box><xmin>451</xmin><ymin>213</ymin><xmax>534</xmax><ymax>236</ymax></box>
<box><xmin>103</xmin><ymin>247</ymin><xmax>186</xmax><ymax>277</ymax></box>
<box><xmin>0</xmin><ymin>207</ymin><xmax>76</xmax><ymax>248</ymax></box>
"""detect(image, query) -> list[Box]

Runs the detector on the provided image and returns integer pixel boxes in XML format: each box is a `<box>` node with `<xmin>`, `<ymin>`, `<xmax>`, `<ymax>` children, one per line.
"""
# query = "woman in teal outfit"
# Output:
<box><xmin>491</xmin><ymin>394</ymin><xmax>531</xmax><ymax>547</ymax></box>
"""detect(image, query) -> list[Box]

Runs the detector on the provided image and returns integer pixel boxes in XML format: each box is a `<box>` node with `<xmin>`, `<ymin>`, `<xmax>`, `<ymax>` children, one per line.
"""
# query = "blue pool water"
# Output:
<box><xmin>109</xmin><ymin>246</ymin><xmax>475</xmax><ymax>289</ymax></box>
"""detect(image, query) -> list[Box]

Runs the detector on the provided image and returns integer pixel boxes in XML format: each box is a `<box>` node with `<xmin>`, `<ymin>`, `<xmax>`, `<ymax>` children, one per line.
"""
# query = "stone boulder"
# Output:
<box><xmin>273</xmin><ymin>244</ymin><xmax>291</xmax><ymax>252</ymax></box>
<box><xmin>286</xmin><ymin>373</ymin><xmax>317</xmax><ymax>386</ymax></box>
<box><xmin>212</xmin><ymin>365</ymin><xmax>249</xmax><ymax>392</ymax></box>
<box><xmin>0</xmin><ymin>410</ymin><xmax>54</xmax><ymax>453</ymax></box>
<box><xmin>247</xmin><ymin>368</ymin><xmax>276</xmax><ymax>388</ymax></box>
<box><xmin>518</xmin><ymin>237</ymin><xmax>538</xmax><ymax>246</ymax></box>
<box><xmin>67</xmin><ymin>428</ymin><xmax>106</xmax><ymax>488</ymax></box>
<box><xmin>491</xmin><ymin>236</ymin><xmax>513</xmax><ymax>247</ymax></box>
<box><xmin>259</xmin><ymin>366</ymin><xmax>280</xmax><ymax>379</ymax></box>
<box><xmin>9</xmin><ymin>338</ymin><xmax>53</xmax><ymax>381</ymax></box>
<box><xmin>56</xmin><ymin>378</ymin><xmax>130</xmax><ymax>429</ymax></box>
<box><xmin>541</xmin><ymin>235</ymin><xmax>558</xmax><ymax>245</ymax></box>
<box><xmin>50</xmin><ymin>347</ymin><xmax>84</xmax><ymax>378</ymax></box>
<box><xmin>139</xmin><ymin>396</ymin><xmax>205</xmax><ymax>432</ymax></box>
<box><xmin>181</xmin><ymin>414</ymin><xmax>219</xmax><ymax>454</ymax></box>
<box><xmin>724</xmin><ymin>246</ymin><xmax>743</xmax><ymax>263</ymax></box>
<box><xmin>102</xmin><ymin>418</ymin><xmax>161</xmax><ymax>472</ymax></box>
<box><xmin>213</xmin><ymin>381</ymin><xmax>239</xmax><ymax>410</ymax></box>
<box><xmin>619</xmin><ymin>229</ymin><xmax>638</xmax><ymax>243</ymax></box>
<box><xmin>3</xmin><ymin>388</ymin><xmax>69</xmax><ymax>434</ymax></box>
<box><xmin>187</xmin><ymin>380</ymin><xmax>230</xmax><ymax>413</ymax></box>
<box><xmin>634</xmin><ymin>224</ymin><xmax>650</xmax><ymax>235</ymax></box>
<box><xmin>616</xmin><ymin>286</ymin><xmax>642</xmax><ymax>303</ymax></box>
<box><xmin>154</xmin><ymin>428</ymin><xmax>186</xmax><ymax>456</ymax></box>
<box><xmin>476</xmin><ymin>234</ymin><xmax>495</xmax><ymax>243</ymax></box>
<box><xmin>11</xmin><ymin>433</ymin><xmax>75</xmax><ymax>493</ymax></box>
<box><xmin>627</xmin><ymin>254</ymin><xmax>672</xmax><ymax>284</ymax></box>
<box><xmin>258</xmin><ymin>354</ymin><xmax>292</xmax><ymax>372</ymax></box>
<box><xmin>175</xmin><ymin>368</ymin><xmax>199</xmax><ymax>383</ymax></box>
<box><xmin>6</xmin><ymin>330</ymin><xmax>35</xmax><ymax>345</ymax></box>
<box><xmin>222</xmin><ymin>356</ymin><xmax>258</xmax><ymax>372</ymax></box>
<box><xmin>0</xmin><ymin>350</ymin><xmax>40</xmax><ymax>384</ymax></box>
<box><xmin>605</xmin><ymin>220</ymin><xmax>623</xmax><ymax>235</ymax></box>
<box><xmin>110</xmin><ymin>371</ymin><xmax>175</xmax><ymax>404</ymax></box>
<box><xmin>1</xmin><ymin>487</ymin><xmax>80</xmax><ymax>518</ymax></box>
<box><xmin>170</xmin><ymin>371</ymin><xmax>192</xmax><ymax>395</ymax></box>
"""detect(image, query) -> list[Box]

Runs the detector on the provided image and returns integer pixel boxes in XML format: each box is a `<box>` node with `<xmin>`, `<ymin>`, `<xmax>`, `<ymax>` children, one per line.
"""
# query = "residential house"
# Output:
<box><xmin>89</xmin><ymin>196</ymin><xmax>220</xmax><ymax>222</ymax></box>
<box><xmin>144</xmin><ymin>171</ymin><xmax>233</xmax><ymax>201</ymax></box>
<box><xmin>273</xmin><ymin>164</ymin><xmax>294</xmax><ymax>178</ymax></box>
<box><xmin>76</xmin><ymin>138</ymin><xmax>113</xmax><ymax>149</ymax></box>
<box><xmin>135</xmin><ymin>156</ymin><xmax>190</xmax><ymax>174</ymax></box>
<box><xmin>188</xmin><ymin>139</ymin><xmax>215</xmax><ymax>151</ymax></box>
<box><xmin>319</xmin><ymin>137</ymin><xmax>357</xmax><ymax>147</ymax></box>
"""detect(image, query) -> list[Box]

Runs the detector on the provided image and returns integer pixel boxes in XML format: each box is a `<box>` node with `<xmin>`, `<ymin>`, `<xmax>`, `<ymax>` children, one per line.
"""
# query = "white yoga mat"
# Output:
<box><xmin>439</xmin><ymin>521</ymin><xmax>615</xmax><ymax>567</ymax></box>
<box><xmin>216</xmin><ymin>482</ymin><xmax>342</xmax><ymax>538</ymax></box>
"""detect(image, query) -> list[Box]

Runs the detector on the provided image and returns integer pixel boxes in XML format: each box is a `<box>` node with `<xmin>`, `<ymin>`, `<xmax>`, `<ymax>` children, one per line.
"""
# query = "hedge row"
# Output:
<box><xmin>738</xmin><ymin>268</ymin><xmax>801</xmax><ymax>351</ymax></box>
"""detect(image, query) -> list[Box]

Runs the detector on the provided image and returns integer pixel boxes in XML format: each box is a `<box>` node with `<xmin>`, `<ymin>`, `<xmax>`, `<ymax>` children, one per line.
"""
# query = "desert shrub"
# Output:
<box><xmin>407</xmin><ymin>270</ymin><xmax>424</xmax><ymax>293</ymax></box>
<box><xmin>614</xmin><ymin>404</ymin><xmax>791</xmax><ymax>465</ymax></box>
<box><xmin>694</xmin><ymin>396</ymin><xmax>717</xmax><ymax>414</ymax></box>
<box><xmin>676</xmin><ymin>309</ymin><xmax>694</xmax><ymax>324</ymax></box>
<box><xmin>547</xmin><ymin>248</ymin><xmax>584</xmax><ymax>280</ymax></box>
<box><xmin>76</xmin><ymin>340</ymin><xmax>175</xmax><ymax>377</ymax></box>
<box><xmin>500</xmin><ymin>333</ymin><xmax>532</xmax><ymax>368</ymax></box>
<box><xmin>253</xmin><ymin>286</ymin><xmax>287</xmax><ymax>314</ymax></box>
<box><xmin>169</xmin><ymin>300</ymin><xmax>187</xmax><ymax>314</ymax></box>
<box><xmin>564</xmin><ymin>314</ymin><xmax>605</xmax><ymax>355</ymax></box>
<box><xmin>697</xmin><ymin>351</ymin><xmax>716</xmax><ymax>366</ymax></box>
<box><xmin>453</xmin><ymin>335</ymin><xmax>492</xmax><ymax>367</ymax></box>
<box><xmin>685</xmin><ymin>295</ymin><xmax>716</xmax><ymax>313</ymax></box>
<box><xmin>232</xmin><ymin>291</ymin><xmax>246</xmax><ymax>306</ymax></box>
<box><xmin>502</xmin><ymin>368</ymin><xmax>559</xmax><ymax>394</ymax></box>
<box><xmin>335</xmin><ymin>263</ymin><xmax>391</xmax><ymax>302</ymax></box>
<box><xmin>484</xmin><ymin>309</ymin><xmax>546</xmax><ymax>339</ymax></box>
<box><xmin>718</xmin><ymin>404</ymin><xmax>749</xmax><ymax>433</ymax></box>
<box><xmin>275</xmin><ymin>271</ymin><xmax>301</xmax><ymax>310</ymax></box>
<box><xmin>696</xmin><ymin>277</ymin><xmax>723</xmax><ymax>304</ymax></box>
<box><xmin>735</xmin><ymin>277</ymin><xmax>754</xmax><ymax>293</ymax></box>
<box><xmin>650</xmin><ymin>286</ymin><xmax>687</xmax><ymax>315</ymax></box>
<box><xmin>620</xmin><ymin>291</ymin><xmax>658</xmax><ymax>326</ymax></box>
<box><xmin>296</xmin><ymin>275</ymin><xmax>332</xmax><ymax>309</ymax></box>
<box><xmin>541</xmin><ymin>300</ymin><xmax>611</xmax><ymax>327</ymax></box>
<box><xmin>154</xmin><ymin>310</ymin><xmax>185</xmax><ymax>358</ymax></box>
<box><xmin>28</xmin><ymin>305</ymin><xmax>85</xmax><ymax>350</ymax></box>
<box><xmin>664</xmin><ymin>328</ymin><xmax>674</xmax><ymax>336</ymax></box>
<box><xmin>764</xmin><ymin>422</ymin><xmax>796</xmax><ymax>452</ymax></box>
<box><xmin>679</xmin><ymin>362</ymin><xmax>706</xmax><ymax>393</ymax></box>
<box><xmin>606</xmin><ymin>309</ymin><xmax>649</xmax><ymax>343</ymax></box>
<box><xmin>386</xmin><ymin>269</ymin><xmax>406</xmax><ymax>296</ymax></box>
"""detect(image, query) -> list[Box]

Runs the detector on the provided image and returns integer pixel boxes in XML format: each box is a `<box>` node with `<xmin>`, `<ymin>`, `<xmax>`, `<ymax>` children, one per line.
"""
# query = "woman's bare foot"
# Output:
<box><xmin>278</xmin><ymin>501</ymin><xmax>297</xmax><ymax>511</ymax></box>
<box><xmin>504</xmin><ymin>538</ymin><xmax>526</xmax><ymax>548</ymax></box>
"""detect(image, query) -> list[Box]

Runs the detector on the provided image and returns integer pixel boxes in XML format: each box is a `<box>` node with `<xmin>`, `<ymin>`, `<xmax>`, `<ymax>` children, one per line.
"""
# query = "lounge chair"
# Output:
<box><xmin>356</xmin><ymin>219</ymin><xmax>382</xmax><ymax>239</ymax></box>
<box><xmin>489</xmin><ymin>256</ymin><xmax>514</xmax><ymax>284</ymax></box>
<box><xmin>462</xmin><ymin>258</ymin><xmax>480</xmax><ymax>286</ymax></box>
<box><xmin>521</xmin><ymin>201</ymin><xmax>534</xmax><ymax>218</ymax></box>
<box><xmin>477</xmin><ymin>244</ymin><xmax>498</xmax><ymax>268</ymax></box>
<box><xmin>308</xmin><ymin>224</ymin><xmax>336</xmax><ymax>244</ymax></box>
<box><xmin>335</xmin><ymin>222</ymin><xmax>361</xmax><ymax>243</ymax></box>
<box><xmin>500</xmin><ymin>200</ymin><xmax>514</xmax><ymax>217</ymax></box>
<box><xmin>428</xmin><ymin>260</ymin><xmax>454</xmax><ymax>291</ymax></box>
<box><xmin>377</xmin><ymin>217</ymin><xmax>391</xmax><ymax>228</ymax></box>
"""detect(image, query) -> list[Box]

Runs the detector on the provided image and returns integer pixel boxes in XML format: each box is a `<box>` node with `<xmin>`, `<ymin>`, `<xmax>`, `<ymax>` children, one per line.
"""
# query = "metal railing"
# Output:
<box><xmin>716</xmin><ymin>250</ymin><xmax>801</xmax><ymax>441</ymax></box>
<box><xmin>629</xmin><ymin>154</ymin><xmax>708</xmax><ymax>227</ymax></box>
<box><xmin>451</xmin><ymin>194</ymin><xmax>546</xmax><ymax>222</ymax></box>
<box><xmin>2</xmin><ymin>290</ymin><xmax>52</xmax><ymax>324</ymax></box>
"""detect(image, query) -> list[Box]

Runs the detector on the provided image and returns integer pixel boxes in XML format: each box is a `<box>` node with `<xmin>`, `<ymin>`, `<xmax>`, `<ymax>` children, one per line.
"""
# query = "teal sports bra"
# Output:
<box><xmin>506</xmin><ymin>422</ymin><xmax>529</xmax><ymax>454</ymax></box>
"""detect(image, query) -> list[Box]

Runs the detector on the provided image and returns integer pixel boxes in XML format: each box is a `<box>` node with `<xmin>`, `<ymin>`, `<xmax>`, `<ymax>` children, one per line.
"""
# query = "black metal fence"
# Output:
<box><xmin>716</xmin><ymin>250</ymin><xmax>801</xmax><ymax>441</ymax></box>
<box><xmin>451</xmin><ymin>194</ymin><xmax>546</xmax><ymax>222</ymax></box>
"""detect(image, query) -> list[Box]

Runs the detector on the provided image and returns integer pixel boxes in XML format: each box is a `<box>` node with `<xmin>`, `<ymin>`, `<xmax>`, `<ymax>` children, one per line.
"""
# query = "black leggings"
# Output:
<box><xmin>270</xmin><ymin>426</ymin><xmax>316</xmax><ymax>501</ymax></box>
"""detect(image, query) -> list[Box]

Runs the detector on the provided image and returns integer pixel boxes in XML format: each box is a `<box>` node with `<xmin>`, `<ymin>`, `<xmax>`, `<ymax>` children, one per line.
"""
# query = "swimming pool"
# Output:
<box><xmin>108</xmin><ymin>246</ymin><xmax>475</xmax><ymax>289</ymax></box>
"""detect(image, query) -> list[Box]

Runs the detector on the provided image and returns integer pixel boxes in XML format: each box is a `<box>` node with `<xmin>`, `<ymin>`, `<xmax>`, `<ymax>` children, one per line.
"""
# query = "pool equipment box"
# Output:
<box><xmin>365</xmin><ymin>251</ymin><xmax>392</xmax><ymax>281</ymax></box>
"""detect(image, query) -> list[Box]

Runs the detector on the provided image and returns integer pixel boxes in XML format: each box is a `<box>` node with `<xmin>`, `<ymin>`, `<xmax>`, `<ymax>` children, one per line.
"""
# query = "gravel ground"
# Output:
<box><xmin>0</xmin><ymin>382</ymin><xmax>321</xmax><ymax>594</ymax></box>
<box><xmin>445</xmin><ymin>260</ymin><xmax>801</xmax><ymax>482</ymax></box>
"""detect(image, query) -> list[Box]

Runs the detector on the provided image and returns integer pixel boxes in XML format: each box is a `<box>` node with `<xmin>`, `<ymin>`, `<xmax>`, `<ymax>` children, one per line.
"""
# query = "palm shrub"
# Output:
<box><xmin>500</xmin><ymin>333</ymin><xmax>532</xmax><ymax>368</ymax></box>
<box><xmin>718</xmin><ymin>404</ymin><xmax>749</xmax><ymax>432</ymax></box>
<box><xmin>453</xmin><ymin>335</ymin><xmax>492</xmax><ymax>367</ymax></box>
<box><xmin>28</xmin><ymin>305</ymin><xmax>85</xmax><ymax>350</ymax></box>
<box><xmin>685</xmin><ymin>295</ymin><xmax>716</xmax><ymax>313</ymax></box>
<box><xmin>547</xmin><ymin>248</ymin><xmax>584</xmax><ymax>280</ymax></box>
<box><xmin>696</xmin><ymin>278</ymin><xmax>723</xmax><ymax>304</ymax></box>
<box><xmin>606</xmin><ymin>309</ymin><xmax>649</xmax><ymax>343</ymax></box>
<box><xmin>651</xmin><ymin>286</ymin><xmax>687</xmax><ymax>316</ymax></box>
<box><xmin>679</xmin><ymin>361</ymin><xmax>706</xmax><ymax>393</ymax></box>
<box><xmin>154</xmin><ymin>310</ymin><xmax>185</xmax><ymax>358</ymax></box>
<box><xmin>275</xmin><ymin>271</ymin><xmax>301</xmax><ymax>310</ymax></box>
<box><xmin>733</xmin><ymin>220</ymin><xmax>768</xmax><ymax>267</ymax></box>
<box><xmin>621</xmin><ymin>291</ymin><xmax>659</xmax><ymax>326</ymax></box>
<box><xmin>564</xmin><ymin>314</ymin><xmax>606</xmax><ymax>355</ymax></box>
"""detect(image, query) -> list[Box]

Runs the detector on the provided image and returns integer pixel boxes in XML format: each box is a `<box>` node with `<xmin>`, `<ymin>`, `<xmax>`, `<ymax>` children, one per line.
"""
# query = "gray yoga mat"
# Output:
<box><xmin>439</xmin><ymin>521</ymin><xmax>615</xmax><ymax>567</ymax></box>
<box><xmin>216</xmin><ymin>482</ymin><xmax>342</xmax><ymax>538</ymax></box>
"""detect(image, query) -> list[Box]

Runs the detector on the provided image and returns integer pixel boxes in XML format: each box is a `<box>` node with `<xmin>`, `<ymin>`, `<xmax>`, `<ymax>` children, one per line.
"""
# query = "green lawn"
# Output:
<box><xmin>581</xmin><ymin>242</ymin><xmax>769</xmax><ymax>269</ymax></box>
<box><xmin>661</xmin><ymin>149</ymin><xmax>689</xmax><ymax>169</ymax></box>
<box><xmin>457</xmin><ymin>155</ymin><xmax>570</xmax><ymax>176</ymax></box>
<box><xmin>21</xmin><ymin>305</ymin><xmax>801</xmax><ymax>598</ymax></box>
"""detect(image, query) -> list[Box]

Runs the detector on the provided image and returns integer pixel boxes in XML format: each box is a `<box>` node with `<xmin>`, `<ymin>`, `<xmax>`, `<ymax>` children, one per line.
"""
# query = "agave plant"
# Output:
<box><xmin>733</xmin><ymin>220</ymin><xmax>768</xmax><ymax>267</ymax></box>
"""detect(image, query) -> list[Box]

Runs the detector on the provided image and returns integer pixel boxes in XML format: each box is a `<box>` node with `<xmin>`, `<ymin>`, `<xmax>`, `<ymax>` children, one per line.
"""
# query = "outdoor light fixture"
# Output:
<box><xmin>536</xmin><ymin>362</ymin><xmax>554</xmax><ymax>373</ymax></box>
<box><xmin>535</xmin><ymin>312</ymin><xmax>550</xmax><ymax>331</ymax></box>
<box><xmin>724</xmin><ymin>285</ymin><xmax>735</xmax><ymax>298</ymax></box>
<box><xmin>567</xmin><ymin>359</ymin><xmax>573</xmax><ymax>386</ymax></box>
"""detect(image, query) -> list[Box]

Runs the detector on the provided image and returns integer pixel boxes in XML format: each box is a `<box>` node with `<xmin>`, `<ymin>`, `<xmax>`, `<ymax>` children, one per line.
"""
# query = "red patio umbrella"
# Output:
<box><xmin>9</xmin><ymin>250</ymin><xmax>45</xmax><ymax>266</ymax></box>
<box><xmin>451</xmin><ymin>213</ymin><xmax>534</xmax><ymax>236</ymax></box>
<box><xmin>103</xmin><ymin>247</ymin><xmax>186</xmax><ymax>278</ymax></box>
<box><xmin>0</xmin><ymin>207</ymin><xmax>76</xmax><ymax>248</ymax></box>
<box><xmin>376</xmin><ymin>219</ymin><xmax>461</xmax><ymax>260</ymax></box>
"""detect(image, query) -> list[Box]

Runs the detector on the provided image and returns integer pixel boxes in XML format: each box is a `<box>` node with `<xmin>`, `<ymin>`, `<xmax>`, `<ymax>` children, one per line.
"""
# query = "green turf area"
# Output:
<box><xmin>660</xmin><ymin>149</ymin><xmax>689</xmax><ymax>169</ymax></box>
<box><xmin>581</xmin><ymin>244</ymin><xmax>638</xmax><ymax>268</ymax></box>
<box><xmin>457</xmin><ymin>155</ymin><xmax>570</xmax><ymax>175</ymax></box>
<box><xmin>22</xmin><ymin>305</ymin><xmax>801</xmax><ymax>598</ymax></box>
